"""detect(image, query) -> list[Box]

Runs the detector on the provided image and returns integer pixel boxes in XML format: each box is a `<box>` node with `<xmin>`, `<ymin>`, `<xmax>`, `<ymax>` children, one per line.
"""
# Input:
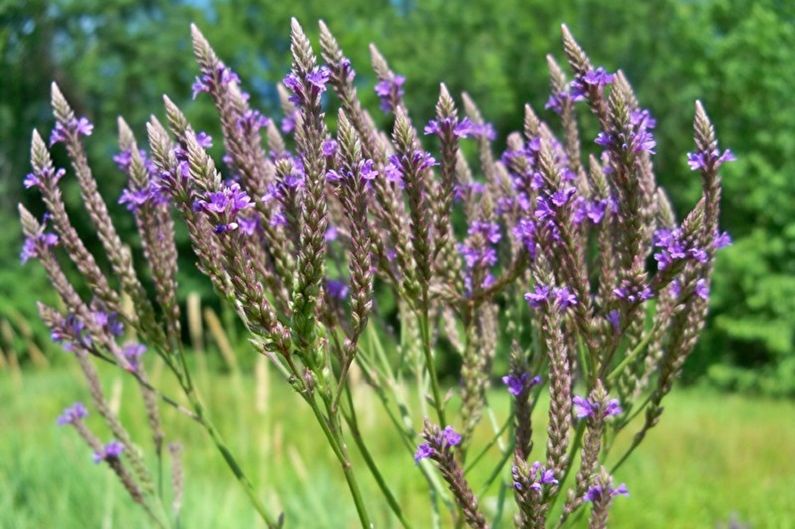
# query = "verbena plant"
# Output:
<box><xmin>18</xmin><ymin>19</ymin><xmax>733</xmax><ymax>529</ymax></box>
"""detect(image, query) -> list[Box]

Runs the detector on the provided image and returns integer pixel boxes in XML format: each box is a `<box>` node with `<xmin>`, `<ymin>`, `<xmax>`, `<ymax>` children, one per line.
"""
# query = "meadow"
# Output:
<box><xmin>2</xmin><ymin>360</ymin><xmax>793</xmax><ymax>529</ymax></box>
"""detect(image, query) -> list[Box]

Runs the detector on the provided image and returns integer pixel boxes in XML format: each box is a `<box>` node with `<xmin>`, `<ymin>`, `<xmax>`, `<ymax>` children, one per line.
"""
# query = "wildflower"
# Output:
<box><xmin>512</xmin><ymin>461</ymin><xmax>558</xmax><ymax>491</ymax></box>
<box><xmin>513</xmin><ymin>218</ymin><xmax>538</xmax><ymax>258</ymax></box>
<box><xmin>414</xmin><ymin>443</ymin><xmax>433</xmax><ymax>462</ymax></box>
<box><xmin>122</xmin><ymin>343</ymin><xmax>146</xmax><ymax>371</ymax></box>
<box><xmin>24</xmin><ymin>166</ymin><xmax>65</xmax><ymax>190</ymax></box>
<box><xmin>50</xmin><ymin>117</ymin><xmax>93</xmax><ymax>146</ymax></box>
<box><xmin>613</xmin><ymin>280</ymin><xmax>653</xmax><ymax>303</ymax></box>
<box><xmin>687</xmin><ymin>148</ymin><xmax>736</xmax><ymax>172</ymax></box>
<box><xmin>93</xmin><ymin>311</ymin><xmax>124</xmax><ymax>337</ymax></box>
<box><xmin>281</xmin><ymin>110</ymin><xmax>298</xmax><ymax>134</ymax></box>
<box><xmin>570</xmin><ymin>67</ymin><xmax>614</xmax><ymax>100</ymax></box>
<box><xmin>584</xmin><ymin>482</ymin><xmax>629</xmax><ymax>502</ymax></box>
<box><xmin>695</xmin><ymin>278</ymin><xmax>710</xmax><ymax>300</ymax></box>
<box><xmin>596</xmin><ymin>107</ymin><xmax>656</xmax><ymax>155</ymax></box>
<box><xmin>20</xmin><ymin>214</ymin><xmax>59</xmax><ymax>264</ymax></box>
<box><xmin>192</xmin><ymin>62</ymin><xmax>240</xmax><ymax>99</ymax></box>
<box><xmin>195</xmin><ymin>181</ymin><xmax>253</xmax><ymax>233</ymax></box>
<box><xmin>56</xmin><ymin>403</ymin><xmax>88</xmax><ymax>426</ymax></box>
<box><xmin>325</xmin><ymin>279</ymin><xmax>349</xmax><ymax>301</ymax></box>
<box><xmin>374</xmin><ymin>73</ymin><xmax>405</xmax><ymax>113</ymax></box>
<box><xmin>93</xmin><ymin>441</ymin><xmax>125</xmax><ymax>463</ymax></box>
<box><xmin>236</xmin><ymin>109</ymin><xmax>269</xmax><ymax>133</ymax></box>
<box><xmin>502</xmin><ymin>372</ymin><xmax>542</xmax><ymax>397</ymax></box>
<box><xmin>524</xmin><ymin>284</ymin><xmax>577</xmax><ymax>312</ymax></box>
<box><xmin>322</xmin><ymin>139</ymin><xmax>338</xmax><ymax>158</ymax></box>
<box><xmin>414</xmin><ymin>425</ymin><xmax>462</xmax><ymax>463</ymax></box>
<box><xmin>283</xmin><ymin>66</ymin><xmax>331</xmax><ymax>107</ymax></box>
<box><xmin>573</xmin><ymin>395</ymin><xmax>622</xmax><ymax>419</ymax></box>
<box><xmin>195</xmin><ymin>131</ymin><xmax>213</xmax><ymax>149</ymax></box>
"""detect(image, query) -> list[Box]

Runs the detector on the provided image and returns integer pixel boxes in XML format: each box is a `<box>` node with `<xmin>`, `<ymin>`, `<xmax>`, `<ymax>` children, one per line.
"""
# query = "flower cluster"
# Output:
<box><xmin>524</xmin><ymin>283</ymin><xmax>577</xmax><ymax>312</ymax></box>
<box><xmin>374</xmin><ymin>72</ymin><xmax>405</xmax><ymax>113</ymax></box>
<box><xmin>570</xmin><ymin>67</ymin><xmax>614</xmax><ymax>100</ymax></box>
<box><xmin>424</xmin><ymin>116</ymin><xmax>495</xmax><ymax>140</ymax></box>
<box><xmin>49</xmin><ymin>116</ymin><xmax>93</xmax><ymax>146</ymax></box>
<box><xmin>326</xmin><ymin>159</ymin><xmax>377</xmax><ymax>183</ymax></box>
<box><xmin>512</xmin><ymin>461</ymin><xmax>558</xmax><ymax>491</ymax></box>
<box><xmin>502</xmin><ymin>372</ymin><xmax>542</xmax><ymax>397</ymax></box>
<box><xmin>24</xmin><ymin>165</ymin><xmax>65</xmax><ymax>190</ymax></box>
<box><xmin>596</xmin><ymin>108</ymin><xmax>657</xmax><ymax>155</ymax></box>
<box><xmin>56</xmin><ymin>402</ymin><xmax>88</xmax><ymax>426</ymax></box>
<box><xmin>573</xmin><ymin>395</ymin><xmax>622</xmax><ymax>420</ymax></box>
<box><xmin>93</xmin><ymin>441</ymin><xmax>125</xmax><ymax>463</ymax></box>
<box><xmin>192</xmin><ymin>62</ymin><xmax>240</xmax><ymax>99</ymax></box>
<box><xmin>687</xmin><ymin>147</ymin><xmax>736</xmax><ymax>172</ymax></box>
<box><xmin>283</xmin><ymin>66</ymin><xmax>331</xmax><ymax>107</ymax></box>
<box><xmin>194</xmin><ymin>181</ymin><xmax>254</xmax><ymax>233</ymax></box>
<box><xmin>584</xmin><ymin>482</ymin><xmax>629</xmax><ymax>502</ymax></box>
<box><xmin>414</xmin><ymin>425</ymin><xmax>462</xmax><ymax>462</ymax></box>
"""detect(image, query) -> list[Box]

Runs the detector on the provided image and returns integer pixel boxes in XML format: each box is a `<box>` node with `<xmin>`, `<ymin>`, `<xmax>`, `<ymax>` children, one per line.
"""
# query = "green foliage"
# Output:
<box><xmin>2</xmin><ymin>0</ymin><xmax>792</xmax><ymax>393</ymax></box>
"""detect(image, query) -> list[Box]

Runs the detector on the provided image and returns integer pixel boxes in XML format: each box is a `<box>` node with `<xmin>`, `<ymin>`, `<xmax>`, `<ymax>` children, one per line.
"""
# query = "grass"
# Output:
<box><xmin>1</xmin><ymin>363</ymin><xmax>794</xmax><ymax>529</ymax></box>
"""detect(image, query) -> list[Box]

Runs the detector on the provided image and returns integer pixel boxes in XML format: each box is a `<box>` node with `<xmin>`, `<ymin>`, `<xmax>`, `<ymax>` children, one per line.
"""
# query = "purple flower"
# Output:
<box><xmin>325</xmin><ymin>279</ymin><xmax>349</xmax><ymax>301</ymax></box>
<box><xmin>24</xmin><ymin>166</ymin><xmax>65</xmax><ymax>190</ymax></box>
<box><xmin>715</xmin><ymin>230</ymin><xmax>732</xmax><ymax>249</ymax></box>
<box><xmin>554</xmin><ymin>286</ymin><xmax>578</xmax><ymax>310</ymax></box>
<box><xmin>513</xmin><ymin>218</ymin><xmax>538</xmax><ymax>259</ymax></box>
<box><xmin>122</xmin><ymin>343</ymin><xmax>146</xmax><ymax>371</ymax></box>
<box><xmin>93</xmin><ymin>311</ymin><xmax>124</xmax><ymax>337</ymax></box>
<box><xmin>550</xmin><ymin>186</ymin><xmax>576</xmax><ymax>208</ymax></box>
<box><xmin>414</xmin><ymin>443</ymin><xmax>433</xmax><ymax>462</ymax></box>
<box><xmin>424</xmin><ymin>116</ymin><xmax>491</xmax><ymax>139</ymax></box>
<box><xmin>192</xmin><ymin>63</ymin><xmax>239</xmax><ymax>99</ymax></box>
<box><xmin>283</xmin><ymin>67</ymin><xmax>330</xmax><ymax>107</ymax></box>
<box><xmin>360</xmin><ymin>159</ymin><xmax>378</xmax><ymax>181</ymax></box>
<box><xmin>687</xmin><ymin>148</ymin><xmax>736</xmax><ymax>172</ymax></box>
<box><xmin>118</xmin><ymin>187</ymin><xmax>152</xmax><ymax>211</ymax></box>
<box><xmin>613</xmin><ymin>281</ymin><xmax>653</xmax><ymax>304</ymax></box>
<box><xmin>50</xmin><ymin>117</ymin><xmax>93</xmax><ymax>146</ymax></box>
<box><xmin>195</xmin><ymin>131</ymin><xmax>213</xmax><ymax>149</ymax></box>
<box><xmin>56</xmin><ymin>402</ymin><xmax>88</xmax><ymax>426</ymax></box>
<box><xmin>20</xmin><ymin>223</ymin><xmax>59</xmax><ymax>264</ymax></box>
<box><xmin>322</xmin><ymin>139</ymin><xmax>338</xmax><ymax>158</ymax></box>
<box><xmin>324</xmin><ymin>225</ymin><xmax>338</xmax><ymax>242</ymax></box>
<box><xmin>513</xmin><ymin>461</ymin><xmax>558</xmax><ymax>491</ymax></box>
<box><xmin>238</xmin><ymin>215</ymin><xmax>259</xmax><ymax>235</ymax></box>
<box><xmin>573</xmin><ymin>395</ymin><xmax>622</xmax><ymax>419</ymax></box>
<box><xmin>570</xmin><ymin>67</ymin><xmax>614</xmax><ymax>100</ymax></box>
<box><xmin>573</xmin><ymin>197</ymin><xmax>608</xmax><ymax>225</ymax></box>
<box><xmin>281</xmin><ymin>111</ymin><xmax>298</xmax><ymax>134</ymax></box>
<box><xmin>695</xmin><ymin>278</ymin><xmax>710</xmax><ymax>300</ymax></box>
<box><xmin>502</xmin><ymin>372</ymin><xmax>542</xmax><ymax>397</ymax></box>
<box><xmin>524</xmin><ymin>284</ymin><xmax>551</xmax><ymax>309</ymax></box>
<box><xmin>653</xmin><ymin>227</ymin><xmax>705</xmax><ymax>271</ymax></box>
<box><xmin>93</xmin><ymin>441</ymin><xmax>125</xmax><ymax>463</ymax></box>
<box><xmin>236</xmin><ymin>109</ymin><xmax>270</xmax><ymax>133</ymax></box>
<box><xmin>573</xmin><ymin>395</ymin><xmax>594</xmax><ymax>419</ymax></box>
<box><xmin>606</xmin><ymin>310</ymin><xmax>621</xmax><ymax>333</ymax></box>
<box><xmin>442</xmin><ymin>426</ymin><xmax>462</xmax><ymax>446</ymax></box>
<box><xmin>195</xmin><ymin>182</ymin><xmax>253</xmax><ymax>233</ymax></box>
<box><xmin>374</xmin><ymin>73</ymin><xmax>406</xmax><ymax>113</ymax></box>
<box><xmin>585</xmin><ymin>483</ymin><xmax>629</xmax><ymax>502</ymax></box>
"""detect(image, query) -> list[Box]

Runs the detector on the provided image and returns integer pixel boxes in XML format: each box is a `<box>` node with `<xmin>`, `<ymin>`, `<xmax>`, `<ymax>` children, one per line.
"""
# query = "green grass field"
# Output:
<box><xmin>2</xmin><ymin>364</ymin><xmax>794</xmax><ymax>529</ymax></box>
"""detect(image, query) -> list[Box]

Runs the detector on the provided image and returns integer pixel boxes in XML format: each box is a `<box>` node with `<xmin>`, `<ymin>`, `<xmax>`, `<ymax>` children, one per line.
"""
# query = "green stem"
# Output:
<box><xmin>191</xmin><ymin>397</ymin><xmax>279</xmax><ymax>528</ymax></box>
<box><xmin>344</xmin><ymin>388</ymin><xmax>415</xmax><ymax>529</ymax></box>
<box><xmin>417</xmin><ymin>311</ymin><xmax>446</xmax><ymax>426</ymax></box>
<box><xmin>305</xmin><ymin>395</ymin><xmax>373</xmax><ymax>529</ymax></box>
<box><xmin>465</xmin><ymin>416</ymin><xmax>511</xmax><ymax>474</ymax></box>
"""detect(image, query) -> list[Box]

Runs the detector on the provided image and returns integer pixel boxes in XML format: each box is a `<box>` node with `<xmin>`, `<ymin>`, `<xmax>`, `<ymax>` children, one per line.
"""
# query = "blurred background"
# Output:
<box><xmin>1</xmin><ymin>0</ymin><xmax>794</xmax><ymax>528</ymax></box>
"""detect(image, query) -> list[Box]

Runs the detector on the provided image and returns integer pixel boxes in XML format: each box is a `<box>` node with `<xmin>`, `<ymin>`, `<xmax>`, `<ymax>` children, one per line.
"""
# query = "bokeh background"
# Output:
<box><xmin>1</xmin><ymin>0</ymin><xmax>794</xmax><ymax>527</ymax></box>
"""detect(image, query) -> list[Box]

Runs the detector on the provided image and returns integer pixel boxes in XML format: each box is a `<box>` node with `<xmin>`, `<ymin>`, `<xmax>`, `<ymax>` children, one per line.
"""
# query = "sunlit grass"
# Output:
<box><xmin>2</xmin><ymin>364</ymin><xmax>793</xmax><ymax>529</ymax></box>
